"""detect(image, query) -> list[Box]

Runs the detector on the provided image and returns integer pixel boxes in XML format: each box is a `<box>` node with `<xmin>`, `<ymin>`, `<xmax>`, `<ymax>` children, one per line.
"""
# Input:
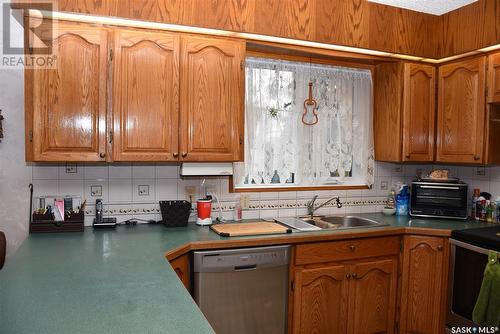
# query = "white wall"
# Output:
<box><xmin>0</xmin><ymin>0</ymin><xmax>31</xmax><ymax>257</ymax></box>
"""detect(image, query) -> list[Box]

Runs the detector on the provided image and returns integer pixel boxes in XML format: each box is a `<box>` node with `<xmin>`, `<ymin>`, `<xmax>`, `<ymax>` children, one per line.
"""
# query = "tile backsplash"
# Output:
<box><xmin>31</xmin><ymin>162</ymin><xmax>500</xmax><ymax>226</ymax></box>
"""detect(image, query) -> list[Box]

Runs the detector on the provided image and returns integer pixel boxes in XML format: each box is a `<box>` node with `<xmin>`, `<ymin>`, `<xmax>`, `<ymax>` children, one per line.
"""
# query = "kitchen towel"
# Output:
<box><xmin>472</xmin><ymin>250</ymin><xmax>500</xmax><ymax>327</ymax></box>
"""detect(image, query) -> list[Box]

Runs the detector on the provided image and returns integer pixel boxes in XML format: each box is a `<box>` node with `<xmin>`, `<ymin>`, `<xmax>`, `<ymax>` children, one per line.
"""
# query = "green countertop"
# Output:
<box><xmin>0</xmin><ymin>214</ymin><xmax>493</xmax><ymax>334</ymax></box>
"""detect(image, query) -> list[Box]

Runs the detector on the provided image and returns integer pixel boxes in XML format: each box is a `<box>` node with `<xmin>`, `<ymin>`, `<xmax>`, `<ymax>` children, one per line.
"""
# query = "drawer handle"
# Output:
<box><xmin>173</xmin><ymin>152</ymin><xmax>179</xmax><ymax>158</ymax></box>
<box><xmin>349</xmin><ymin>245</ymin><xmax>356</xmax><ymax>252</ymax></box>
<box><xmin>181</xmin><ymin>152</ymin><xmax>188</xmax><ymax>158</ymax></box>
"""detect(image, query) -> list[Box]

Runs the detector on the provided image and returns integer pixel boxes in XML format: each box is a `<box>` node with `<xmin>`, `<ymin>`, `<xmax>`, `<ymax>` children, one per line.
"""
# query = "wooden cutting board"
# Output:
<box><xmin>210</xmin><ymin>222</ymin><xmax>292</xmax><ymax>237</ymax></box>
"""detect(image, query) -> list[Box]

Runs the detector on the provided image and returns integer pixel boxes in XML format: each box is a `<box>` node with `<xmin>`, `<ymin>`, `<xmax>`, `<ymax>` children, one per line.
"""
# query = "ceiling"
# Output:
<box><xmin>367</xmin><ymin>0</ymin><xmax>477</xmax><ymax>15</ymax></box>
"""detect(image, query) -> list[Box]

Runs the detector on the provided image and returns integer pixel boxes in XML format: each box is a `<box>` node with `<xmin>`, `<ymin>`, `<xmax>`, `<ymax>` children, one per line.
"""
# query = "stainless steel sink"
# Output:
<box><xmin>300</xmin><ymin>215</ymin><xmax>389</xmax><ymax>230</ymax></box>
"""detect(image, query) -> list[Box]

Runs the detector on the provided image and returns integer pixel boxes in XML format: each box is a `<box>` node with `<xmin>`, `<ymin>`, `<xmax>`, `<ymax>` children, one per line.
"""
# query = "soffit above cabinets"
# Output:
<box><xmin>367</xmin><ymin>0</ymin><xmax>477</xmax><ymax>16</ymax></box>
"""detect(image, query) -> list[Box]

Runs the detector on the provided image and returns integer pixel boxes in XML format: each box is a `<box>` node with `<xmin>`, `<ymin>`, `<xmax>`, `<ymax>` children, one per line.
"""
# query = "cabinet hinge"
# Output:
<box><xmin>109</xmin><ymin>49</ymin><xmax>113</xmax><ymax>61</ymax></box>
<box><xmin>240</xmin><ymin>60</ymin><xmax>244</xmax><ymax>71</ymax></box>
<box><xmin>399</xmin><ymin>239</ymin><xmax>404</xmax><ymax>253</ymax></box>
<box><xmin>29</xmin><ymin>129</ymin><xmax>33</xmax><ymax>143</ymax></box>
<box><xmin>108</xmin><ymin>131</ymin><xmax>113</xmax><ymax>143</ymax></box>
<box><xmin>395</xmin><ymin>319</ymin><xmax>400</xmax><ymax>332</ymax></box>
<box><xmin>291</xmin><ymin>280</ymin><xmax>295</xmax><ymax>291</ymax></box>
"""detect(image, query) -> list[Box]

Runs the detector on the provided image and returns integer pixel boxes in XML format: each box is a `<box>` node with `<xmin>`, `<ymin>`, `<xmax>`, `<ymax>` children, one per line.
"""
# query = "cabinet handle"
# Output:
<box><xmin>474</xmin><ymin>155</ymin><xmax>480</xmax><ymax>161</ymax></box>
<box><xmin>99</xmin><ymin>153</ymin><xmax>106</xmax><ymax>159</ymax></box>
<box><xmin>406</xmin><ymin>154</ymin><xmax>410</xmax><ymax>159</ymax></box>
<box><xmin>349</xmin><ymin>245</ymin><xmax>356</xmax><ymax>252</ymax></box>
<box><xmin>173</xmin><ymin>152</ymin><xmax>179</xmax><ymax>158</ymax></box>
<box><xmin>351</xmin><ymin>273</ymin><xmax>357</xmax><ymax>279</ymax></box>
<box><xmin>346</xmin><ymin>273</ymin><xmax>351</xmax><ymax>279</ymax></box>
<box><xmin>181</xmin><ymin>152</ymin><xmax>188</xmax><ymax>158</ymax></box>
<box><xmin>437</xmin><ymin>245</ymin><xmax>443</xmax><ymax>251</ymax></box>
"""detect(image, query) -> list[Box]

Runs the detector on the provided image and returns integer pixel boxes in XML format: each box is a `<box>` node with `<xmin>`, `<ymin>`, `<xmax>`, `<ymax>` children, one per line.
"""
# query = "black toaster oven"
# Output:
<box><xmin>410</xmin><ymin>180</ymin><xmax>468</xmax><ymax>219</ymax></box>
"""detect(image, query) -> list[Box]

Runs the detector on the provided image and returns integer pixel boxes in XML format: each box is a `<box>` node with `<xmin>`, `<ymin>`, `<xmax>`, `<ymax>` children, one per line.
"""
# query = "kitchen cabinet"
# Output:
<box><xmin>436</xmin><ymin>57</ymin><xmax>486</xmax><ymax>163</ymax></box>
<box><xmin>488</xmin><ymin>52</ymin><xmax>500</xmax><ymax>103</ymax></box>
<box><xmin>25</xmin><ymin>21</ymin><xmax>245</xmax><ymax>162</ymax></box>
<box><xmin>292</xmin><ymin>237</ymin><xmax>399</xmax><ymax>334</ymax></box>
<box><xmin>169</xmin><ymin>254</ymin><xmax>191</xmax><ymax>292</ymax></box>
<box><xmin>25</xmin><ymin>20</ymin><xmax>109</xmax><ymax>161</ymax></box>
<box><xmin>112</xmin><ymin>29</ymin><xmax>180</xmax><ymax>161</ymax></box>
<box><xmin>179</xmin><ymin>35</ymin><xmax>245</xmax><ymax>162</ymax></box>
<box><xmin>292</xmin><ymin>265</ymin><xmax>349</xmax><ymax>334</ymax></box>
<box><xmin>374</xmin><ymin>62</ymin><xmax>436</xmax><ymax>162</ymax></box>
<box><xmin>399</xmin><ymin>235</ymin><xmax>447</xmax><ymax>334</ymax></box>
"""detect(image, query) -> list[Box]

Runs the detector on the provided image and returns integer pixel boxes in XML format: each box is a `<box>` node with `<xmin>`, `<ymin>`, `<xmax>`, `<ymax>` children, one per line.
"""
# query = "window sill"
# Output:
<box><xmin>229</xmin><ymin>180</ymin><xmax>370</xmax><ymax>193</ymax></box>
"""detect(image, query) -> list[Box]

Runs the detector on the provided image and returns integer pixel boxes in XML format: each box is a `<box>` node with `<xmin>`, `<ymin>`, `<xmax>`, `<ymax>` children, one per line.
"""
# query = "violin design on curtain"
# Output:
<box><xmin>302</xmin><ymin>81</ymin><xmax>319</xmax><ymax>125</ymax></box>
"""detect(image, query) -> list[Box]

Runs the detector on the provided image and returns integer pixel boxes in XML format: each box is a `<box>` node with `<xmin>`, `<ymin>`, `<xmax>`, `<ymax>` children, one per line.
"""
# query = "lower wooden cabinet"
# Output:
<box><xmin>169</xmin><ymin>254</ymin><xmax>191</xmax><ymax>292</ymax></box>
<box><xmin>292</xmin><ymin>258</ymin><xmax>398</xmax><ymax>334</ymax></box>
<box><xmin>399</xmin><ymin>235</ymin><xmax>447</xmax><ymax>334</ymax></box>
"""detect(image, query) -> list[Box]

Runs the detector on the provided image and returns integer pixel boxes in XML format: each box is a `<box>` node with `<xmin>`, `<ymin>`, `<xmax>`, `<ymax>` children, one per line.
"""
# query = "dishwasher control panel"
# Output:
<box><xmin>193</xmin><ymin>245</ymin><xmax>290</xmax><ymax>273</ymax></box>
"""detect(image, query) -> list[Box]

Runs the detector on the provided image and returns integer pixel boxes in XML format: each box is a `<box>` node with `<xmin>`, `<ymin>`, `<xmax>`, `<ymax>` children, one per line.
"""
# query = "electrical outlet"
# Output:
<box><xmin>90</xmin><ymin>185</ymin><xmax>102</xmax><ymax>197</ymax></box>
<box><xmin>138</xmin><ymin>185</ymin><xmax>150</xmax><ymax>196</ymax></box>
<box><xmin>393</xmin><ymin>164</ymin><xmax>403</xmax><ymax>173</ymax></box>
<box><xmin>65</xmin><ymin>163</ymin><xmax>77</xmax><ymax>174</ymax></box>
<box><xmin>476</xmin><ymin>167</ymin><xmax>486</xmax><ymax>176</ymax></box>
<box><xmin>240</xmin><ymin>194</ymin><xmax>250</xmax><ymax>209</ymax></box>
<box><xmin>380</xmin><ymin>181</ymin><xmax>389</xmax><ymax>191</ymax></box>
<box><xmin>185</xmin><ymin>186</ymin><xmax>196</xmax><ymax>201</ymax></box>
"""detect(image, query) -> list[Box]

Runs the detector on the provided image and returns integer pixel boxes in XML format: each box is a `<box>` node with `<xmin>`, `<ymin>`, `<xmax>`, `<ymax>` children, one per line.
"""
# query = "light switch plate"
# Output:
<box><xmin>240</xmin><ymin>194</ymin><xmax>250</xmax><ymax>209</ymax></box>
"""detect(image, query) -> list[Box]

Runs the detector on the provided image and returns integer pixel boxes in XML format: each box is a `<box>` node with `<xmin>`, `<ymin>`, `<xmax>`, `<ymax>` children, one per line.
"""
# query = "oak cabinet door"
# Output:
<box><xmin>112</xmin><ymin>30</ymin><xmax>180</xmax><ymax>161</ymax></box>
<box><xmin>436</xmin><ymin>57</ymin><xmax>486</xmax><ymax>163</ymax></box>
<box><xmin>348</xmin><ymin>259</ymin><xmax>397</xmax><ymax>334</ymax></box>
<box><xmin>399</xmin><ymin>236</ymin><xmax>446</xmax><ymax>334</ymax></box>
<box><xmin>402</xmin><ymin>64</ymin><xmax>436</xmax><ymax>162</ymax></box>
<box><xmin>169</xmin><ymin>254</ymin><xmax>190</xmax><ymax>292</ymax></box>
<box><xmin>488</xmin><ymin>52</ymin><xmax>500</xmax><ymax>103</ymax></box>
<box><xmin>293</xmin><ymin>265</ymin><xmax>349</xmax><ymax>334</ymax></box>
<box><xmin>29</xmin><ymin>21</ymin><xmax>108</xmax><ymax>161</ymax></box>
<box><xmin>179</xmin><ymin>35</ymin><xmax>244</xmax><ymax>161</ymax></box>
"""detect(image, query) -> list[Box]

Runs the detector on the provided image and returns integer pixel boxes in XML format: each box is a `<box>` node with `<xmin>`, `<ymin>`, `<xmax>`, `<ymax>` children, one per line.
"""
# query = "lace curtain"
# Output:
<box><xmin>234</xmin><ymin>57</ymin><xmax>374</xmax><ymax>188</ymax></box>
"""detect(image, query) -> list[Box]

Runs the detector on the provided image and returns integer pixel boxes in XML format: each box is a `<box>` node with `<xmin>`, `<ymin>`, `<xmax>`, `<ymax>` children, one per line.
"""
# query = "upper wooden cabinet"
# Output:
<box><xmin>25</xmin><ymin>21</ymin><xmax>245</xmax><ymax>162</ymax></box>
<box><xmin>402</xmin><ymin>64</ymin><xmax>436</xmax><ymax>162</ymax></box>
<box><xmin>399</xmin><ymin>235</ymin><xmax>447</xmax><ymax>334</ymax></box>
<box><xmin>374</xmin><ymin>62</ymin><xmax>436</xmax><ymax>163</ymax></box>
<box><xmin>112</xmin><ymin>29</ymin><xmax>180</xmax><ymax>161</ymax></box>
<box><xmin>179</xmin><ymin>35</ymin><xmax>245</xmax><ymax>161</ymax></box>
<box><xmin>436</xmin><ymin>57</ymin><xmax>486</xmax><ymax>164</ymax></box>
<box><xmin>26</xmin><ymin>21</ymin><xmax>109</xmax><ymax>162</ymax></box>
<box><xmin>488</xmin><ymin>52</ymin><xmax>500</xmax><ymax>103</ymax></box>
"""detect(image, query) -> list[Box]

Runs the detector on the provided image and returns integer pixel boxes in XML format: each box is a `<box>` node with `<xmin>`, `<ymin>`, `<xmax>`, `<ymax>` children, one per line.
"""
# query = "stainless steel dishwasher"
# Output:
<box><xmin>193</xmin><ymin>245</ymin><xmax>290</xmax><ymax>334</ymax></box>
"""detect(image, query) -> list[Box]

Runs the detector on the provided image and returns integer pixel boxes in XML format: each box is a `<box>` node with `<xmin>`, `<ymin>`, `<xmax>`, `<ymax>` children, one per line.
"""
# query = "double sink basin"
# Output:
<box><xmin>297</xmin><ymin>215</ymin><xmax>389</xmax><ymax>230</ymax></box>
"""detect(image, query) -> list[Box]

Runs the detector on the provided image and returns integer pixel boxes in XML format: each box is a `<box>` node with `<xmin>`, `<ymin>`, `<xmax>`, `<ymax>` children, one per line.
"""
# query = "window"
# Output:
<box><xmin>233</xmin><ymin>57</ymin><xmax>374</xmax><ymax>190</ymax></box>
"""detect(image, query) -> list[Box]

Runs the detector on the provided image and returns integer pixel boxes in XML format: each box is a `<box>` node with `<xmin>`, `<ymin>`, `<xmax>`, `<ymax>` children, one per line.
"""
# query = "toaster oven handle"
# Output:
<box><xmin>419</xmin><ymin>185</ymin><xmax>460</xmax><ymax>190</ymax></box>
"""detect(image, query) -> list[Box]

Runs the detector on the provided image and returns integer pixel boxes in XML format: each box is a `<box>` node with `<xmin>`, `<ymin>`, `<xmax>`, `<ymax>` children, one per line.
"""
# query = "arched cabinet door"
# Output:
<box><xmin>402</xmin><ymin>63</ymin><xmax>436</xmax><ymax>162</ymax></box>
<box><xmin>112</xmin><ymin>29</ymin><xmax>180</xmax><ymax>161</ymax></box>
<box><xmin>179</xmin><ymin>35</ymin><xmax>245</xmax><ymax>162</ymax></box>
<box><xmin>29</xmin><ymin>20</ymin><xmax>108</xmax><ymax>162</ymax></box>
<box><xmin>436</xmin><ymin>57</ymin><xmax>486</xmax><ymax>164</ymax></box>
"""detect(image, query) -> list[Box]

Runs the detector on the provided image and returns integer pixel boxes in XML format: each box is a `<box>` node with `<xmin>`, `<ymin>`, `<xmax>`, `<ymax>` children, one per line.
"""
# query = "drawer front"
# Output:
<box><xmin>295</xmin><ymin>236</ymin><xmax>400</xmax><ymax>265</ymax></box>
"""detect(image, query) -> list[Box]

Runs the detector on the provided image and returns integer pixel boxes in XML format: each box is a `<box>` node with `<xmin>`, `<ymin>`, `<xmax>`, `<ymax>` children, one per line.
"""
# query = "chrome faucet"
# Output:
<box><xmin>306</xmin><ymin>195</ymin><xmax>343</xmax><ymax>217</ymax></box>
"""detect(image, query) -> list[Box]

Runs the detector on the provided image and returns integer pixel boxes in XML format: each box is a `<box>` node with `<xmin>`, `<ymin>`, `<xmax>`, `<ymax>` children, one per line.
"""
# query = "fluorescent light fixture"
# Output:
<box><xmin>27</xmin><ymin>9</ymin><xmax>498</xmax><ymax>65</ymax></box>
